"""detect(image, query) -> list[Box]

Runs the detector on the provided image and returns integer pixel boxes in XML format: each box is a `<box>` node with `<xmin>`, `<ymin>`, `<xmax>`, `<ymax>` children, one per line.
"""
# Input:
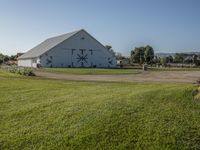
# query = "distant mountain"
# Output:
<box><xmin>185</xmin><ymin>52</ymin><xmax>200</xmax><ymax>55</ymax></box>
<box><xmin>156</xmin><ymin>52</ymin><xmax>200</xmax><ymax>57</ymax></box>
<box><xmin>156</xmin><ymin>53</ymin><xmax>175</xmax><ymax>57</ymax></box>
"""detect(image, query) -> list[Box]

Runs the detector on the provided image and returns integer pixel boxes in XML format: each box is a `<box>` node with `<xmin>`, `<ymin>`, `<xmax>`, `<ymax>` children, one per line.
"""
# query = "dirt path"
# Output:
<box><xmin>34</xmin><ymin>70</ymin><xmax>200</xmax><ymax>83</ymax></box>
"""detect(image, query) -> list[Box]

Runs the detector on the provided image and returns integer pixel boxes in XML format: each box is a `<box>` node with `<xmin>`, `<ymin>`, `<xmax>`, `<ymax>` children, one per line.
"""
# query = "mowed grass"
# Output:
<box><xmin>1</xmin><ymin>70</ymin><xmax>200</xmax><ymax>149</ymax></box>
<box><xmin>42</xmin><ymin>68</ymin><xmax>141</xmax><ymax>75</ymax></box>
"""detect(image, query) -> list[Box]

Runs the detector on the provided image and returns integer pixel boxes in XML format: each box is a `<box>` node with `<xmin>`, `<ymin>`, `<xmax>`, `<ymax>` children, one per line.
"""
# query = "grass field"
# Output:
<box><xmin>1</xmin><ymin>70</ymin><xmax>200</xmax><ymax>149</ymax></box>
<box><xmin>42</xmin><ymin>68</ymin><xmax>141</xmax><ymax>75</ymax></box>
<box><xmin>42</xmin><ymin>67</ymin><xmax>200</xmax><ymax>76</ymax></box>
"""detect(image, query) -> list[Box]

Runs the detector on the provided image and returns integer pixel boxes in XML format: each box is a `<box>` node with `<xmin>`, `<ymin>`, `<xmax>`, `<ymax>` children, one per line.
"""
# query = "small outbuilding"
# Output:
<box><xmin>18</xmin><ymin>29</ymin><xmax>116</xmax><ymax>68</ymax></box>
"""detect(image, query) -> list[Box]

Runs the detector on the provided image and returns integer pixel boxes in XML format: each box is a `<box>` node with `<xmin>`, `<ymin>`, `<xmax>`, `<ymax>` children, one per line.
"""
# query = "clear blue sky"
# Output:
<box><xmin>0</xmin><ymin>0</ymin><xmax>200</xmax><ymax>56</ymax></box>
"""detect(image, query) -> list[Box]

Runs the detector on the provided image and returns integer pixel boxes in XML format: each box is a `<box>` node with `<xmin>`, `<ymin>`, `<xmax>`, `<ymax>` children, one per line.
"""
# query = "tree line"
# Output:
<box><xmin>0</xmin><ymin>53</ymin><xmax>17</xmax><ymax>65</ymax></box>
<box><xmin>116</xmin><ymin>46</ymin><xmax>200</xmax><ymax>66</ymax></box>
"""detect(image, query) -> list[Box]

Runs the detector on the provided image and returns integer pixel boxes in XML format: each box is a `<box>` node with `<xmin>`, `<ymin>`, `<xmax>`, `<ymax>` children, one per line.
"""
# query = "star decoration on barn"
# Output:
<box><xmin>76</xmin><ymin>53</ymin><xmax>88</xmax><ymax>67</ymax></box>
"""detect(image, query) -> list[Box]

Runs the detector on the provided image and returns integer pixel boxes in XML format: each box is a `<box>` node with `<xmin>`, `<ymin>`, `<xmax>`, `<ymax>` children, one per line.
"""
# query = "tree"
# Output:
<box><xmin>130</xmin><ymin>45</ymin><xmax>154</xmax><ymax>64</ymax></box>
<box><xmin>132</xmin><ymin>47</ymin><xmax>145</xmax><ymax>64</ymax></box>
<box><xmin>130</xmin><ymin>50</ymin><xmax>135</xmax><ymax>63</ymax></box>
<box><xmin>0</xmin><ymin>53</ymin><xmax>10</xmax><ymax>65</ymax></box>
<box><xmin>193</xmin><ymin>55</ymin><xmax>198</xmax><ymax>64</ymax></box>
<box><xmin>0</xmin><ymin>53</ymin><xmax>3</xmax><ymax>64</ymax></box>
<box><xmin>193</xmin><ymin>55</ymin><xmax>200</xmax><ymax>66</ymax></box>
<box><xmin>168</xmin><ymin>55</ymin><xmax>174</xmax><ymax>63</ymax></box>
<box><xmin>105</xmin><ymin>45</ymin><xmax>115</xmax><ymax>56</ymax></box>
<box><xmin>144</xmin><ymin>45</ymin><xmax>154</xmax><ymax>64</ymax></box>
<box><xmin>10</xmin><ymin>55</ymin><xmax>17</xmax><ymax>61</ymax></box>
<box><xmin>174</xmin><ymin>53</ymin><xmax>184</xmax><ymax>63</ymax></box>
<box><xmin>115</xmin><ymin>52</ymin><xmax>124</xmax><ymax>60</ymax></box>
<box><xmin>137</xmin><ymin>47</ymin><xmax>145</xmax><ymax>64</ymax></box>
<box><xmin>160</xmin><ymin>57</ymin><xmax>168</xmax><ymax>66</ymax></box>
<box><xmin>122</xmin><ymin>57</ymin><xmax>131</xmax><ymax>65</ymax></box>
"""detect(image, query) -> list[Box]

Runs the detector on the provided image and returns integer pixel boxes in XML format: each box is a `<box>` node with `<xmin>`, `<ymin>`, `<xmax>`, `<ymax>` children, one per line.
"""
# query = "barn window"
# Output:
<box><xmin>81</xmin><ymin>37</ymin><xmax>85</xmax><ymax>40</ymax></box>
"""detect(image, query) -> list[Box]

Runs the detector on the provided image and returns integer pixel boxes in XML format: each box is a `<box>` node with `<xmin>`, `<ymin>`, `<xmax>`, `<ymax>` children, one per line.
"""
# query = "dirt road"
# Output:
<box><xmin>34</xmin><ymin>70</ymin><xmax>200</xmax><ymax>83</ymax></box>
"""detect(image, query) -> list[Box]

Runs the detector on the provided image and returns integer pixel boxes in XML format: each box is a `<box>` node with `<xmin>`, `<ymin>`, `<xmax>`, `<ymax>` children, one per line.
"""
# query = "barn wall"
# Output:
<box><xmin>40</xmin><ymin>30</ymin><xmax>117</xmax><ymax>68</ymax></box>
<box><xmin>18</xmin><ymin>59</ymin><xmax>32</xmax><ymax>67</ymax></box>
<box><xmin>18</xmin><ymin>58</ymin><xmax>38</xmax><ymax>68</ymax></box>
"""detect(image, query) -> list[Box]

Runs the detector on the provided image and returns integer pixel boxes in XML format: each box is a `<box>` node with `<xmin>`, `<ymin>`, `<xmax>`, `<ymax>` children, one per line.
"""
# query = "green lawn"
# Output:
<box><xmin>42</xmin><ymin>68</ymin><xmax>141</xmax><ymax>75</ymax></box>
<box><xmin>1</xmin><ymin>70</ymin><xmax>200</xmax><ymax>149</ymax></box>
<box><xmin>42</xmin><ymin>67</ymin><xmax>200</xmax><ymax>75</ymax></box>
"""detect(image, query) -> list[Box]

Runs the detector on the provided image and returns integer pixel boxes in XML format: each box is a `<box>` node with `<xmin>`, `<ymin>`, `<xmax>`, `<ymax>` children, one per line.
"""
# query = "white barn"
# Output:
<box><xmin>18</xmin><ymin>29</ymin><xmax>116</xmax><ymax>68</ymax></box>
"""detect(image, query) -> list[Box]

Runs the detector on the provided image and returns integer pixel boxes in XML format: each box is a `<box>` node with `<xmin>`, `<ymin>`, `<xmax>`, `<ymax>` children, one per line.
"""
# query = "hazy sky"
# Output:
<box><xmin>0</xmin><ymin>0</ymin><xmax>200</xmax><ymax>56</ymax></box>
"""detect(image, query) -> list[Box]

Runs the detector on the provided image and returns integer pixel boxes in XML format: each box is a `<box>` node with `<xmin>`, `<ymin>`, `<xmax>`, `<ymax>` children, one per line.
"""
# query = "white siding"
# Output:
<box><xmin>18</xmin><ymin>58</ymin><xmax>38</xmax><ymax>68</ymax></box>
<box><xmin>40</xmin><ymin>30</ymin><xmax>116</xmax><ymax>68</ymax></box>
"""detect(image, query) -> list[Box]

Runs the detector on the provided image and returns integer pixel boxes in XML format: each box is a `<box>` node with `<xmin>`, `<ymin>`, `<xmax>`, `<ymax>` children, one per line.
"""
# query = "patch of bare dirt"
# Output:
<box><xmin>34</xmin><ymin>70</ymin><xmax>200</xmax><ymax>83</ymax></box>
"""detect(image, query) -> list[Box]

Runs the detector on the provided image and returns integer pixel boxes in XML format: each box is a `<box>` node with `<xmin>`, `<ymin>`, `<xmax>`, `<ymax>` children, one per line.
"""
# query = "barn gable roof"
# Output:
<box><xmin>18</xmin><ymin>29</ymin><xmax>82</xmax><ymax>59</ymax></box>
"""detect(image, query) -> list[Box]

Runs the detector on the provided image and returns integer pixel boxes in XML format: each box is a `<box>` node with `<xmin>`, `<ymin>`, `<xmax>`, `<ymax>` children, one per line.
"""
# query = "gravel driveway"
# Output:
<box><xmin>34</xmin><ymin>70</ymin><xmax>200</xmax><ymax>83</ymax></box>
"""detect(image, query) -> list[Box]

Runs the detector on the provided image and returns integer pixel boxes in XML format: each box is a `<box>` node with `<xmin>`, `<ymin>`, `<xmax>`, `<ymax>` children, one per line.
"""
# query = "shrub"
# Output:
<box><xmin>0</xmin><ymin>65</ymin><xmax>35</xmax><ymax>76</ymax></box>
<box><xmin>21</xmin><ymin>68</ymin><xmax>35</xmax><ymax>76</ymax></box>
<box><xmin>192</xmin><ymin>89</ymin><xmax>198</xmax><ymax>97</ymax></box>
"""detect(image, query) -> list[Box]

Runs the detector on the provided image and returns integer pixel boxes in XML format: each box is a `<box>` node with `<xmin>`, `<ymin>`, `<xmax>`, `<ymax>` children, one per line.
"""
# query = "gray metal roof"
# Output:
<box><xmin>18</xmin><ymin>29</ymin><xmax>82</xmax><ymax>59</ymax></box>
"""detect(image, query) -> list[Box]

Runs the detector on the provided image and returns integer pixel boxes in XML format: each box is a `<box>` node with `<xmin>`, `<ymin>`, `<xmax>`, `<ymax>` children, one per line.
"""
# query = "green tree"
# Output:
<box><xmin>193</xmin><ymin>55</ymin><xmax>200</xmax><ymax>66</ymax></box>
<box><xmin>133</xmin><ymin>47</ymin><xmax>145</xmax><ymax>64</ymax></box>
<box><xmin>174</xmin><ymin>53</ymin><xmax>184</xmax><ymax>63</ymax></box>
<box><xmin>144</xmin><ymin>45</ymin><xmax>154</xmax><ymax>64</ymax></box>
<box><xmin>139</xmin><ymin>47</ymin><xmax>145</xmax><ymax>64</ymax></box>
<box><xmin>168</xmin><ymin>55</ymin><xmax>174</xmax><ymax>63</ymax></box>
<box><xmin>10</xmin><ymin>55</ymin><xmax>17</xmax><ymax>61</ymax></box>
<box><xmin>0</xmin><ymin>53</ymin><xmax>9</xmax><ymax>65</ymax></box>
<box><xmin>130</xmin><ymin>50</ymin><xmax>135</xmax><ymax>63</ymax></box>
<box><xmin>0</xmin><ymin>53</ymin><xmax>4</xmax><ymax>64</ymax></box>
<box><xmin>130</xmin><ymin>45</ymin><xmax>154</xmax><ymax>64</ymax></box>
<box><xmin>160</xmin><ymin>57</ymin><xmax>168</xmax><ymax>66</ymax></box>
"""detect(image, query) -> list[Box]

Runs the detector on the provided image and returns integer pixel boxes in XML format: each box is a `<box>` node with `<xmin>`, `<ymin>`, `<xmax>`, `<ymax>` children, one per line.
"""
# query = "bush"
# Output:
<box><xmin>0</xmin><ymin>65</ymin><xmax>35</xmax><ymax>76</ymax></box>
<box><xmin>192</xmin><ymin>89</ymin><xmax>198</xmax><ymax>97</ymax></box>
<box><xmin>21</xmin><ymin>68</ymin><xmax>35</xmax><ymax>76</ymax></box>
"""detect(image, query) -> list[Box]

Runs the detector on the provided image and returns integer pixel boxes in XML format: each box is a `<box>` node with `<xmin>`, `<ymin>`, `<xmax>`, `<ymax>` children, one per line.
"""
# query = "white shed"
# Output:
<box><xmin>18</xmin><ymin>29</ymin><xmax>116</xmax><ymax>68</ymax></box>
